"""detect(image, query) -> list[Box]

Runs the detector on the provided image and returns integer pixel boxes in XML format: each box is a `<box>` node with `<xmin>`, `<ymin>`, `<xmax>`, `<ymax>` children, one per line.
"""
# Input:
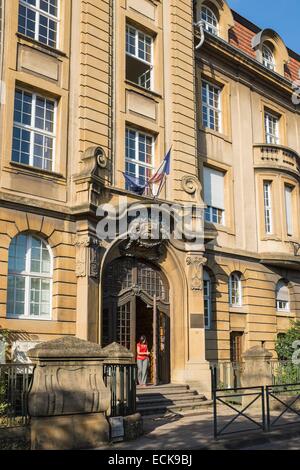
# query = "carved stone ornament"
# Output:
<box><xmin>74</xmin><ymin>236</ymin><xmax>102</xmax><ymax>279</ymax></box>
<box><xmin>186</xmin><ymin>256</ymin><xmax>207</xmax><ymax>291</ymax></box>
<box><xmin>120</xmin><ymin>217</ymin><xmax>168</xmax><ymax>261</ymax></box>
<box><xmin>181</xmin><ymin>175</ymin><xmax>202</xmax><ymax>195</ymax></box>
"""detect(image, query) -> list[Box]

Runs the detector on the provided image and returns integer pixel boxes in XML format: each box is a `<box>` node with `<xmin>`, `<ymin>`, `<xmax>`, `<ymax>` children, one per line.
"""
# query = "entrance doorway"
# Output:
<box><xmin>102</xmin><ymin>258</ymin><xmax>170</xmax><ymax>384</ymax></box>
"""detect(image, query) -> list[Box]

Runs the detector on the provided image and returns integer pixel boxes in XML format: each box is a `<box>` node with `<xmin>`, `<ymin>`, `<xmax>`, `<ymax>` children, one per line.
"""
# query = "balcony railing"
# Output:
<box><xmin>253</xmin><ymin>144</ymin><xmax>300</xmax><ymax>176</ymax></box>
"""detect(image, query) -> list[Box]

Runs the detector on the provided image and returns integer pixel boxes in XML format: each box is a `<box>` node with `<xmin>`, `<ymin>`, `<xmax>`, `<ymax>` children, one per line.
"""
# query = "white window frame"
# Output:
<box><xmin>263</xmin><ymin>181</ymin><xmax>273</xmax><ymax>234</ymax></box>
<box><xmin>202</xmin><ymin>80</ymin><xmax>222</xmax><ymax>132</ymax></box>
<box><xmin>276</xmin><ymin>281</ymin><xmax>290</xmax><ymax>313</ymax></box>
<box><xmin>262</xmin><ymin>44</ymin><xmax>275</xmax><ymax>71</ymax></box>
<box><xmin>200</xmin><ymin>5</ymin><xmax>219</xmax><ymax>36</ymax></box>
<box><xmin>204</xmin><ymin>271</ymin><xmax>212</xmax><ymax>330</ymax></box>
<box><xmin>265</xmin><ymin>111</ymin><xmax>280</xmax><ymax>145</ymax></box>
<box><xmin>7</xmin><ymin>234</ymin><xmax>53</xmax><ymax>320</ymax></box>
<box><xmin>284</xmin><ymin>185</ymin><xmax>294</xmax><ymax>236</ymax></box>
<box><xmin>18</xmin><ymin>0</ymin><xmax>60</xmax><ymax>49</ymax></box>
<box><xmin>203</xmin><ymin>167</ymin><xmax>225</xmax><ymax>226</ymax></box>
<box><xmin>125</xmin><ymin>127</ymin><xmax>154</xmax><ymax>188</ymax></box>
<box><xmin>126</xmin><ymin>24</ymin><xmax>154</xmax><ymax>90</ymax></box>
<box><xmin>13</xmin><ymin>88</ymin><xmax>57</xmax><ymax>171</ymax></box>
<box><xmin>229</xmin><ymin>273</ymin><xmax>243</xmax><ymax>307</ymax></box>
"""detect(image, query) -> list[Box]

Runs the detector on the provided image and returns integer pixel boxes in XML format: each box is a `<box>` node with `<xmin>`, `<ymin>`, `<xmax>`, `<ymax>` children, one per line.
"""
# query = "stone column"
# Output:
<box><xmin>185</xmin><ymin>253</ymin><xmax>212</xmax><ymax>397</ymax></box>
<box><xmin>75</xmin><ymin>233</ymin><xmax>101</xmax><ymax>342</ymax></box>
<box><xmin>28</xmin><ymin>337</ymin><xmax>111</xmax><ymax>450</ymax></box>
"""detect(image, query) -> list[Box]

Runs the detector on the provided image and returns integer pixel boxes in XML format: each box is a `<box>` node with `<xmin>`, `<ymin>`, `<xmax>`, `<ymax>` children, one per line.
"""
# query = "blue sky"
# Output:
<box><xmin>227</xmin><ymin>0</ymin><xmax>299</xmax><ymax>54</ymax></box>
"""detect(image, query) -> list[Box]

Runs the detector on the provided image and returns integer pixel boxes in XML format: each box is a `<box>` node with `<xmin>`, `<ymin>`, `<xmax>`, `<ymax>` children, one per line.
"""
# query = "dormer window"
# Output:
<box><xmin>262</xmin><ymin>44</ymin><xmax>275</xmax><ymax>71</ymax></box>
<box><xmin>200</xmin><ymin>5</ymin><xmax>219</xmax><ymax>36</ymax></box>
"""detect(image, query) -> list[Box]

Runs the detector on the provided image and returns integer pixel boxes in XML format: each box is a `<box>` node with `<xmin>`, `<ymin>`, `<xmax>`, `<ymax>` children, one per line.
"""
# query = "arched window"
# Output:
<box><xmin>276</xmin><ymin>280</ymin><xmax>290</xmax><ymax>312</ymax></box>
<box><xmin>200</xmin><ymin>5</ymin><xmax>219</xmax><ymax>36</ymax></box>
<box><xmin>262</xmin><ymin>44</ymin><xmax>275</xmax><ymax>71</ymax></box>
<box><xmin>7</xmin><ymin>234</ymin><xmax>52</xmax><ymax>319</ymax></box>
<box><xmin>229</xmin><ymin>272</ymin><xmax>242</xmax><ymax>307</ymax></box>
<box><xmin>204</xmin><ymin>270</ymin><xmax>212</xmax><ymax>329</ymax></box>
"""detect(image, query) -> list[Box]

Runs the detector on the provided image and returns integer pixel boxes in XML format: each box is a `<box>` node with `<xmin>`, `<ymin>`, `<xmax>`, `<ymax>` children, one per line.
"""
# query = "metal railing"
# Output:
<box><xmin>213</xmin><ymin>384</ymin><xmax>266</xmax><ymax>439</ymax></box>
<box><xmin>103</xmin><ymin>363</ymin><xmax>137</xmax><ymax>417</ymax></box>
<box><xmin>0</xmin><ymin>363</ymin><xmax>33</xmax><ymax>428</ymax></box>
<box><xmin>210</xmin><ymin>361</ymin><xmax>244</xmax><ymax>391</ymax></box>
<box><xmin>266</xmin><ymin>383</ymin><xmax>300</xmax><ymax>431</ymax></box>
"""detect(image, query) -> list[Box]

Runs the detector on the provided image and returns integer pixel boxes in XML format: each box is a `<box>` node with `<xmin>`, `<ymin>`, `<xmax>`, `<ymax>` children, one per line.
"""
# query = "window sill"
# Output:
<box><xmin>261</xmin><ymin>235</ymin><xmax>282</xmax><ymax>241</ymax></box>
<box><xmin>276</xmin><ymin>310</ymin><xmax>295</xmax><ymax>318</ymax></box>
<box><xmin>16</xmin><ymin>33</ymin><xmax>67</xmax><ymax>58</ymax></box>
<box><xmin>204</xmin><ymin>221</ymin><xmax>235</xmax><ymax>236</ymax></box>
<box><xmin>9</xmin><ymin>162</ymin><xmax>65</xmax><ymax>181</ymax></box>
<box><xmin>125</xmin><ymin>80</ymin><xmax>163</xmax><ymax>100</ymax></box>
<box><xmin>199</xmin><ymin>127</ymin><xmax>232</xmax><ymax>144</ymax></box>
<box><xmin>229</xmin><ymin>306</ymin><xmax>247</xmax><ymax>314</ymax></box>
<box><xmin>6</xmin><ymin>315</ymin><xmax>52</xmax><ymax>321</ymax></box>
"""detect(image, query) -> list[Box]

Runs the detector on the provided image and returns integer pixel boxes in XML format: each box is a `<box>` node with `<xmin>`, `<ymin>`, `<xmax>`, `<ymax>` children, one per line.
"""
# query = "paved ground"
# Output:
<box><xmin>101</xmin><ymin>406</ymin><xmax>300</xmax><ymax>451</ymax></box>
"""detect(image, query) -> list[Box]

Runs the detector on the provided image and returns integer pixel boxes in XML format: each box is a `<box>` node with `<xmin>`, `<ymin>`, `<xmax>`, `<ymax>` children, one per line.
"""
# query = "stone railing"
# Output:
<box><xmin>253</xmin><ymin>144</ymin><xmax>300</xmax><ymax>177</ymax></box>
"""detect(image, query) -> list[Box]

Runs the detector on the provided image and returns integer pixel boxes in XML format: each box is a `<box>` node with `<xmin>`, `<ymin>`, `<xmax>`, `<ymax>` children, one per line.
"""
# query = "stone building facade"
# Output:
<box><xmin>0</xmin><ymin>0</ymin><xmax>299</xmax><ymax>390</ymax></box>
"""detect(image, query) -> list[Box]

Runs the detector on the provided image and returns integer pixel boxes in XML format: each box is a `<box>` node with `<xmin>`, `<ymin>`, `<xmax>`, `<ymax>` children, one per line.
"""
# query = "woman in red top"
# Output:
<box><xmin>137</xmin><ymin>335</ymin><xmax>150</xmax><ymax>387</ymax></box>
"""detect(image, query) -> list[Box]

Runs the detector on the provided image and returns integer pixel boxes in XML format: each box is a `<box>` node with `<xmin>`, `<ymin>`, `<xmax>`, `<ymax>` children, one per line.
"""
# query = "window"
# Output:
<box><xmin>202</xmin><ymin>81</ymin><xmax>221</xmax><ymax>132</ymax></box>
<box><xmin>18</xmin><ymin>0</ymin><xmax>59</xmax><ymax>49</ymax></box>
<box><xmin>276</xmin><ymin>280</ymin><xmax>290</xmax><ymax>312</ymax></box>
<box><xmin>229</xmin><ymin>272</ymin><xmax>242</xmax><ymax>307</ymax></box>
<box><xmin>204</xmin><ymin>167</ymin><xmax>225</xmax><ymax>225</ymax></box>
<box><xmin>230</xmin><ymin>332</ymin><xmax>244</xmax><ymax>363</ymax></box>
<box><xmin>200</xmin><ymin>5</ymin><xmax>219</xmax><ymax>36</ymax></box>
<box><xmin>126</xmin><ymin>25</ymin><xmax>153</xmax><ymax>90</ymax></box>
<box><xmin>125</xmin><ymin>128</ymin><xmax>154</xmax><ymax>189</ymax></box>
<box><xmin>263</xmin><ymin>181</ymin><xmax>273</xmax><ymax>234</ymax></box>
<box><xmin>7</xmin><ymin>234</ymin><xmax>52</xmax><ymax>319</ymax></box>
<box><xmin>12</xmin><ymin>89</ymin><xmax>56</xmax><ymax>171</ymax></box>
<box><xmin>262</xmin><ymin>44</ymin><xmax>275</xmax><ymax>71</ymax></box>
<box><xmin>284</xmin><ymin>185</ymin><xmax>293</xmax><ymax>236</ymax></box>
<box><xmin>265</xmin><ymin>111</ymin><xmax>279</xmax><ymax>145</ymax></box>
<box><xmin>204</xmin><ymin>270</ymin><xmax>212</xmax><ymax>329</ymax></box>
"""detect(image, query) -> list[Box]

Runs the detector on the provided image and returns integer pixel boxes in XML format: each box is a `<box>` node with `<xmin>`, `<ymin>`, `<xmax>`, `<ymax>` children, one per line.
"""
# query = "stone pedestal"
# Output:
<box><xmin>28</xmin><ymin>337</ymin><xmax>111</xmax><ymax>450</ymax></box>
<box><xmin>241</xmin><ymin>345</ymin><xmax>273</xmax><ymax>410</ymax></box>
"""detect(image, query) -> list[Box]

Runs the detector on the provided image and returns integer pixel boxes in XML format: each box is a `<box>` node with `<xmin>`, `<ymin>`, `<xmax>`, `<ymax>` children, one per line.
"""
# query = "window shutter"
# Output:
<box><xmin>277</xmin><ymin>282</ymin><xmax>289</xmax><ymax>302</ymax></box>
<box><xmin>285</xmin><ymin>186</ymin><xmax>293</xmax><ymax>236</ymax></box>
<box><xmin>204</xmin><ymin>167</ymin><xmax>225</xmax><ymax>209</ymax></box>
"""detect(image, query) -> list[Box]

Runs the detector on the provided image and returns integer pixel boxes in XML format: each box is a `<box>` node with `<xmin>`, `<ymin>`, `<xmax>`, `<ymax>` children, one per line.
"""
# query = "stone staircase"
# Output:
<box><xmin>136</xmin><ymin>384</ymin><xmax>212</xmax><ymax>416</ymax></box>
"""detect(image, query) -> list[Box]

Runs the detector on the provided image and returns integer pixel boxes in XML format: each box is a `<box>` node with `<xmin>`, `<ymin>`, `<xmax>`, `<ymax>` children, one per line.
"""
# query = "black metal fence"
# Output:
<box><xmin>0</xmin><ymin>363</ymin><xmax>33</xmax><ymax>428</ymax></box>
<box><xmin>212</xmin><ymin>365</ymin><xmax>300</xmax><ymax>439</ymax></box>
<box><xmin>103</xmin><ymin>363</ymin><xmax>137</xmax><ymax>417</ymax></box>
<box><xmin>266</xmin><ymin>383</ymin><xmax>300</xmax><ymax>431</ymax></box>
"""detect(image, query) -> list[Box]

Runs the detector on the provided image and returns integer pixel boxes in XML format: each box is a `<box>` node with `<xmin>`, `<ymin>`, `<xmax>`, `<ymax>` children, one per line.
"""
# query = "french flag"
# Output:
<box><xmin>148</xmin><ymin>148</ymin><xmax>171</xmax><ymax>191</ymax></box>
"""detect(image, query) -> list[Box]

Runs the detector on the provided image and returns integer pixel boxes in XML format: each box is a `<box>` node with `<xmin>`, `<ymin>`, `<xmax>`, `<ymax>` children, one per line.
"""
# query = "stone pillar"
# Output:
<box><xmin>184</xmin><ymin>253</ymin><xmax>212</xmax><ymax>397</ymax></box>
<box><xmin>28</xmin><ymin>337</ymin><xmax>111</xmax><ymax>450</ymax></box>
<box><xmin>74</xmin><ymin>233</ymin><xmax>101</xmax><ymax>342</ymax></box>
<box><xmin>242</xmin><ymin>346</ymin><xmax>273</xmax><ymax>388</ymax></box>
<box><xmin>241</xmin><ymin>345</ymin><xmax>273</xmax><ymax>409</ymax></box>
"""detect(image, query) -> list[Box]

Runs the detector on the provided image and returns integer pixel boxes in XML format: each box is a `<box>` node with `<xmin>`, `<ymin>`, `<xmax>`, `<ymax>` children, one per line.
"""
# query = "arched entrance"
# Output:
<box><xmin>102</xmin><ymin>257</ymin><xmax>170</xmax><ymax>384</ymax></box>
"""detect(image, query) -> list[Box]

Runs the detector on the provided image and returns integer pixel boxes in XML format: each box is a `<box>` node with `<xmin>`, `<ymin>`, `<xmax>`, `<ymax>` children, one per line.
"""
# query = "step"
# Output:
<box><xmin>137</xmin><ymin>390</ymin><xmax>199</xmax><ymax>400</ymax></box>
<box><xmin>137</xmin><ymin>399</ymin><xmax>213</xmax><ymax>416</ymax></box>
<box><xmin>137</xmin><ymin>393</ymin><xmax>206</xmax><ymax>405</ymax></box>
<box><xmin>137</xmin><ymin>385</ymin><xmax>189</xmax><ymax>395</ymax></box>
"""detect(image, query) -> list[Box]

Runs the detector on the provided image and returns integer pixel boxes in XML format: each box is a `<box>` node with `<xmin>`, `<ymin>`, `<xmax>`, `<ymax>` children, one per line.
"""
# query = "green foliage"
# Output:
<box><xmin>275</xmin><ymin>320</ymin><xmax>300</xmax><ymax>361</ymax></box>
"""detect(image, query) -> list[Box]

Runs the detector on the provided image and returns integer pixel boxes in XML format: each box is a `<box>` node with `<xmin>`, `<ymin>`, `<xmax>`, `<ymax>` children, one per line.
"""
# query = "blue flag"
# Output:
<box><xmin>122</xmin><ymin>173</ymin><xmax>146</xmax><ymax>195</ymax></box>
